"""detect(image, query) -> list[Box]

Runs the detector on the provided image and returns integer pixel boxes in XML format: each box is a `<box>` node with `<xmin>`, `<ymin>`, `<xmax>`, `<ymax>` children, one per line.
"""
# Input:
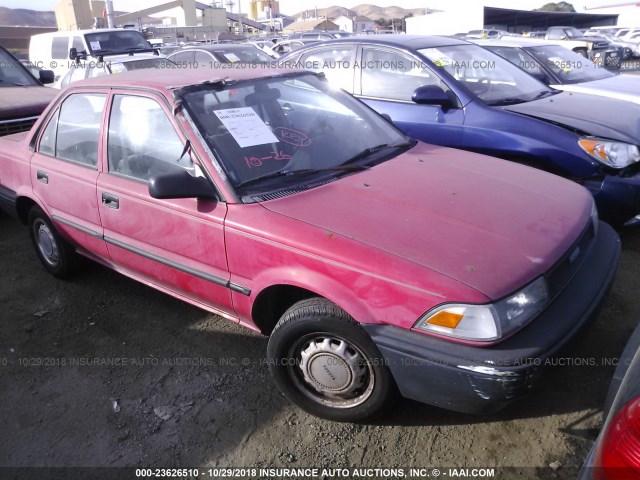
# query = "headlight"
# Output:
<box><xmin>414</xmin><ymin>277</ymin><xmax>549</xmax><ymax>342</ymax></box>
<box><xmin>579</xmin><ymin>137</ymin><xmax>640</xmax><ymax>169</ymax></box>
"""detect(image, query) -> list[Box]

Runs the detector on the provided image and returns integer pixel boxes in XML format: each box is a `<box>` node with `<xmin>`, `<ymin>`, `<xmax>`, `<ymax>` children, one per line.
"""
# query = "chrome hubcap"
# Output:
<box><xmin>296</xmin><ymin>336</ymin><xmax>373</xmax><ymax>408</ymax></box>
<box><xmin>35</xmin><ymin>221</ymin><xmax>59</xmax><ymax>266</ymax></box>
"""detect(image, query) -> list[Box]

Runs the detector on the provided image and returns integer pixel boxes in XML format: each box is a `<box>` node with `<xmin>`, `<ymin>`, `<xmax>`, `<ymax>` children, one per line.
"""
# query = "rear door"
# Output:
<box><xmin>30</xmin><ymin>91</ymin><xmax>109</xmax><ymax>258</ymax></box>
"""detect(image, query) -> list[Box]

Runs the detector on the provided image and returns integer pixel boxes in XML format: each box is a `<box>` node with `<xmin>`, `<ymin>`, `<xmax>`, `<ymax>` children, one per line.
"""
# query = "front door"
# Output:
<box><xmin>97</xmin><ymin>92</ymin><xmax>234</xmax><ymax>318</ymax></box>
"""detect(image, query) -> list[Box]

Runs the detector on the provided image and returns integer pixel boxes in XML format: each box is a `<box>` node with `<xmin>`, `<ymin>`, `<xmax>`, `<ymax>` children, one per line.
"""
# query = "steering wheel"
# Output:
<box><xmin>471</xmin><ymin>77</ymin><xmax>497</xmax><ymax>97</ymax></box>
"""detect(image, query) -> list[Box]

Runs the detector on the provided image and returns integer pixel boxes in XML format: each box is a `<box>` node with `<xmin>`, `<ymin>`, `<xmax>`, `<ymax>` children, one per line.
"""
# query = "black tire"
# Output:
<box><xmin>28</xmin><ymin>205</ymin><xmax>80</xmax><ymax>279</ymax></box>
<box><xmin>267</xmin><ymin>298</ymin><xmax>398</xmax><ymax>422</ymax></box>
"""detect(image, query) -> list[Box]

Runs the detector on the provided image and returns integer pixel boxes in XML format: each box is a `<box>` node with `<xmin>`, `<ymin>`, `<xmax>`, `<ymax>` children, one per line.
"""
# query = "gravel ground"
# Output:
<box><xmin>1</xmin><ymin>211</ymin><xmax>639</xmax><ymax>480</ymax></box>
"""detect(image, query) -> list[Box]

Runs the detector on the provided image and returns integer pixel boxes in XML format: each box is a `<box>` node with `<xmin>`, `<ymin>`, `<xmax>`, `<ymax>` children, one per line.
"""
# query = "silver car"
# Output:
<box><xmin>474</xmin><ymin>38</ymin><xmax>640</xmax><ymax>105</ymax></box>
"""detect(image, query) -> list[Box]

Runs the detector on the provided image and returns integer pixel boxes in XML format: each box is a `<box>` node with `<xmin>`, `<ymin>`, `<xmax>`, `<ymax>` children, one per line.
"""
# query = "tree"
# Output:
<box><xmin>535</xmin><ymin>2</ymin><xmax>576</xmax><ymax>12</ymax></box>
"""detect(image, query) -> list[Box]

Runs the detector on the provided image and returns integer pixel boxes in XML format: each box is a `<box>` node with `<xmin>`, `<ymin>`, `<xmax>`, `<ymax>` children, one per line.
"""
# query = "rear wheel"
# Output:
<box><xmin>267</xmin><ymin>298</ymin><xmax>398</xmax><ymax>421</ymax></box>
<box><xmin>28</xmin><ymin>206</ymin><xmax>80</xmax><ymax>279</ymax></box>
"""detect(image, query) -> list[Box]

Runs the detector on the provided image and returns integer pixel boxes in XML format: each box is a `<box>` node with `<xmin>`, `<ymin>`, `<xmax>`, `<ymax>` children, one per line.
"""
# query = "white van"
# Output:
<box><xmin>29</xmin><ymin>28</ymin><xmax>152</xmax><ymax>82</ymax></box>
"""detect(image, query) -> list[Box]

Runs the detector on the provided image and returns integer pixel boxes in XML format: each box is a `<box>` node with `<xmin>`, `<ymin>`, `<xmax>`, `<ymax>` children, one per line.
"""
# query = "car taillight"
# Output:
<box><xmin>594</xmin><ymin>396</ymin><xmax>640</xmax><ymax>480</ymax></box>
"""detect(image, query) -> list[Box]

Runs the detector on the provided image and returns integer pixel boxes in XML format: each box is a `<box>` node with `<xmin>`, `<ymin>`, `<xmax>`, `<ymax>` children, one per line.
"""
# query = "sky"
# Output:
<box><xmin>2</xmin><ymin>0</ymin><xmax>630</xmax><ymax>17</ymax></box>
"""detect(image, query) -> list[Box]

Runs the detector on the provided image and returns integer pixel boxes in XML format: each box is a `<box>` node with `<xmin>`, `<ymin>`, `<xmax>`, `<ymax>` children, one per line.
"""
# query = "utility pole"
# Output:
<box><xmin>226</xmin><ymin>0</ymin><xmax>242</xmax><ymax>35</ymax></box>
<box><xmin>105</xmin><ymin>0</ymin><xmax>115</xmax><ymax>28</ymax></box>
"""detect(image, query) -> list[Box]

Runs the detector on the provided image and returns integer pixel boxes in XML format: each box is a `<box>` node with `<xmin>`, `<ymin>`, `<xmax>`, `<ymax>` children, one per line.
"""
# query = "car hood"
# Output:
<box><xmin>261</xmin><ymin>143</ymin><xmax>591</xmax><ymax>299</ymax></box>
<box><xmin>558</xmin><ymin>75</ymin><xmax>640</xmax><ymax>102</ymax></box>
<box><xmin>502</xmin><ymin>91</ymin><xmax>640</xmax><ymax>144</ymax></box>
<box><xmin>0</xmin><ymin>86</ymin><xmax>56</xmax><ymax>119</ymax></box>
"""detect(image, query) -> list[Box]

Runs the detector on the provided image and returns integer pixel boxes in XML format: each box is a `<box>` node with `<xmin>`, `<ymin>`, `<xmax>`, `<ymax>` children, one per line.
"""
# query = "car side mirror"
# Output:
<box><xmin>39</xmin><ymin>69</ymin><xmax>55</xmax><ymax>84</ymax></box>
<box><xmin>149</xmin><ymin>169</ymin><xmax>217</xmax><ymax>200</ymax></box>
<box><xmin>412</xmin><ymin>85</ymin><xmax>454</xmax><ymax>109</ymax></box>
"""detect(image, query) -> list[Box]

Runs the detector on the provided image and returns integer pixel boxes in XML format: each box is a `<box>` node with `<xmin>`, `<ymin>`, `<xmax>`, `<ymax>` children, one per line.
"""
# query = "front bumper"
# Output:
<box><xmin>583</xmin><ymin>172</ymin><xmax>640</xmax><ymax>227</ymax></box>
<box><xmin>362</xmin><ymin>221</ymin><xmax>620</xmax><ymax>415</ymax></box>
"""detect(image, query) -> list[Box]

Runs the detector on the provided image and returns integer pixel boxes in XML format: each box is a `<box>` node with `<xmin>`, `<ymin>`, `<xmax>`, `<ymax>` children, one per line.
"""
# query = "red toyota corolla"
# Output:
<box><xmin>0</xmin><ymin>67</ymin><xmax>620</xmax><ymax>421</ymax></box>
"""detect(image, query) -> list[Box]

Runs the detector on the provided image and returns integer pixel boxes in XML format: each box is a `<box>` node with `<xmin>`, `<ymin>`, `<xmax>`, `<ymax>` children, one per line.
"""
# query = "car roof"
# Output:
<box><xmin>311</xmin><ymin>34</ymin><xmax>470</xmax><ymax>49</ymax></box>
<box><xmin>471</xmin><ymin>38</ymin><xmax>554</xmax><ymax>48</ymax></box>
<box><xmin>177</xmin><ymin>43</ymin><xmax>259</xmax><ymax>52</ymax></box>
<box><xmin>31</xmin><ymin>28</ymin><xmax>130</xmax><ymax>38</ymax></box>
<box><xmin>96</xmin><ymin>53</ymin><xmax>165</xmax><ymax>62</ymax></box>
<box><xmin>71</xmin><ymin>65</ymin><xmax>301</xmax><ymax>91</ymax></box>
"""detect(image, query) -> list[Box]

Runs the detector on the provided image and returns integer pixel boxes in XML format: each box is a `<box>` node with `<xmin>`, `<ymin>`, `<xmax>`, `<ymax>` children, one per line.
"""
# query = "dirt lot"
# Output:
<box><xmin>1</xmin><ymin>211</ymin><xmax>639</xmax><ymax>480</ymax></box>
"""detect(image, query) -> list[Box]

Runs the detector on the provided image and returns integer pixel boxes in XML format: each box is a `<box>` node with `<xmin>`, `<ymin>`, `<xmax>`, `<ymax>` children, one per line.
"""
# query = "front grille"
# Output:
<box><xmin>545</xmin><ymin>220</ymin><xmax>596</xmax><ymax>299</ymax></box>
<box><xmin>0</xmin><ymin>116</ymin><xmax>38</xmax><ymax>136</ymax></box>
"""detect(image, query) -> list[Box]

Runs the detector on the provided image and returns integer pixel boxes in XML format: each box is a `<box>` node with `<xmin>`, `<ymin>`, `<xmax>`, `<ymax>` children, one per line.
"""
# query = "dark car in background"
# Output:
<box><xmin>474</xmin><ymin>38</ymin><xmax>640</xmax><ymax>104</ymax></box>
<box><xmin>280</xmin><ymin>35</ymin><xmax>640</xmax><ymax>227</ymax></box>
<box><xmin>0</xmin><ymin>45</ymin><xmax>56</xmax><ymax>136</ymax></box>
<box><xmin>167</xmin><ymin>43</ymin><xmax>273</xmax><ymax>65</ymax></box>
<box><xmin>579</xmin><ymin>322</ymin><xmax>640</xmax><ymax>479</ymax></box>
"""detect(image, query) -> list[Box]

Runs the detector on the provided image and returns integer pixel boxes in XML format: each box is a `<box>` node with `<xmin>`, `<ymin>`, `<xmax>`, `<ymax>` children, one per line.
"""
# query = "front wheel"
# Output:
<box><xmin>267</xmin><ymin>298</ymin><xmax>398</xmax><ymax>422</ymax></box>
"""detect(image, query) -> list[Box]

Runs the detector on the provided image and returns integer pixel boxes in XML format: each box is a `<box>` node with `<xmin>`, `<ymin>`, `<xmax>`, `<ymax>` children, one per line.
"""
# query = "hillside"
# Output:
<box><xmin>0</xmin><ymin>7</ymin><xmax>55</xmax><ymax>27</ymax></box>
<box><xmin>293</xmin><ymin>4</ymin><xmax>426</xmax><ymax>21</ymax></box>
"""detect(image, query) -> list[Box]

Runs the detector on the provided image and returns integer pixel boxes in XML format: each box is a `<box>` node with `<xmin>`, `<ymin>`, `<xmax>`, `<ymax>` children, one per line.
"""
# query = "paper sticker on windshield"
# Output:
<box><xmin>214</xmin><ymin>107</ymin><xmax>279</xmax><ymax>148</ymax></box>
<box><xmin>420</xmin><ymin>48</ymin><xmax>453</xmax><ymax>68</ymax></box>
<box><xmin>224</xmin><ymin>53</ymin><xmax>241</xmax><ymax>63</ymax></box>
<box><xmin>90</xmin><ymin>41</ymin><xmax>101</xmax><ymax>51</ymax></box>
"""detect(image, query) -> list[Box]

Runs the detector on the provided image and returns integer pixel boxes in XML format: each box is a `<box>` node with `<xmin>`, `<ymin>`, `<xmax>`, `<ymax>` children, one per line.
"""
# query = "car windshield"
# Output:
<box><xmin>85</xmin><ymin>30</ymin><xmax>151</xmax><ymax>55</ymax></box>
<box><xmin>524</xmin><ymin>45</ymin><xmax>614</xmax><ymax>83</ymax></box>
<box><xmin>420</xmin><ymin>44</ymin><xmax>555</xmax><ymax>105</ymax></box>
<box><xmin>564</xmin><ymin>27</ymin><xmax>583</xmax><ymax>38</ymax></box>
<box><xmin>0</xmin><ymin>48</ymin><xmax>39</xmax><ymax>86</ymax></box>
<box><xmin>180</xmin><ymin>73</ymin><xmax>410</xmax><ymax>200</ymax></box>
<box><xmin>211</xmin><ymin>47</ymin><xmax>273</xmax><ymax>63</ymax></box>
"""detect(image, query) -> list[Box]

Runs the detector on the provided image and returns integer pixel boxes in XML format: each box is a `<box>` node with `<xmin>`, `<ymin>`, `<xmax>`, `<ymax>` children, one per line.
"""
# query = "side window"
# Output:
<box><xmin>39</xmin><ymin>109</ymin><xmax>60</xmax><ymax>156</ymax></box>
<box><xmin>170</xmin><ymin>51</ymin><xmax>195</xmax><ymax>65</ymax></box>
<box><xmin>194</xmin><ymin>51</ymin><xmax>213</xmax><ymax>65</ymax></box>
<box><xmin>38</xmin><ymin>94</ymin><xmax>106</xmax><ymax>167</ymax></box>
<box><xmin>108</xmin><ymin>95</ymin><xmax>192</xmax><ymax>182</ymax></box>
<box><xmin>71</xmin><ymin>36</ymin><xmax>84</xmax><ymax>53</ymax></box>
<box><xmin>51</xmin><ymin>37</ymin><xmax>69</xmax><ymax>60</ymax></box>
<box><xmin>547</xmin><ymin>30</ymin><xmax>563</xmax><ymax>40</ymax></box>
<box><xmin>360</xmin><ymin>48</ymin><xmax>442</xmax><ymax>101</ymax></box>
<box><xmin>489</xmin><ymin>47</ymin><xmax>543</xmax><ymax>76</ymax></box>
<box><xmin>298</xmin><ymin>46</ymin><xmax>356</xmax><ymax>91</ymax></box>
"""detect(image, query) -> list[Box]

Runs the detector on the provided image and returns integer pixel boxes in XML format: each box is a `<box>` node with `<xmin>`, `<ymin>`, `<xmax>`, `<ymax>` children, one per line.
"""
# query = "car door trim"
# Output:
<box><xmin>50</xmin><ymin>214</ymin><xmax>250</xmax><ymax>295</ymax></box>
<box><xmin>103</xmin><ymin>235</ymin><xmax>251</xmax><ymax>295</ymax></box>
<box><xmin>52</xmin><ymin>214</ymin><xmax>103</xmax><ymax>238</ymax></box>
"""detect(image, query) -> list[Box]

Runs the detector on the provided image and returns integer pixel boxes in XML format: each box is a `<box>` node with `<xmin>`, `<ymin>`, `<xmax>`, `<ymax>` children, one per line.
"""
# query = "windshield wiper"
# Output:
<box><xmin>531</xmin><ymin>90</ymin><xmax>558</xmax><ymax>100</ymax></box>
<box><xmin>0</xmin><ymin>79</ymin><xmax>29</xmax><ymax>87</ymax></box>
<box><xmin>235</xmin><ymin>163</ymin><xmax>369</xmax><ymax>190</ymax></box>
<box><xmin>340</xmin><ymin>141</ymin><xmax>416</xmax><ymax>166</ymax></box>
<box><xmin>235</xmin><ymin>141</ymin><xmax>416</xmax><ymax>190</ymax></box>
<box><xmin>487</xmin><ymin>97</ymin><xmax>526</xmax><ymax>106</ymax></box>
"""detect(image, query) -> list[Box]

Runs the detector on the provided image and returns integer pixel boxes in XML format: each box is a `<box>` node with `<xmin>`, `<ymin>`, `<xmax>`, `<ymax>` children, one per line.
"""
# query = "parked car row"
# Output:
<box><xmin>279</xmin><ymin>35</ymin><xmax>640</xmax><ymax>227</ymax></box>
<box><xmin>0</xmin><ymin>31</ymin><xmax>638</xmax><ymax>475</ymax></box>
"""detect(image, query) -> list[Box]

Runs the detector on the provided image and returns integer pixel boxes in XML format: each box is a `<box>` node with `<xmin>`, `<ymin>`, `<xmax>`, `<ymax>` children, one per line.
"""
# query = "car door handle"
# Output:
<box><xmin>101</xmin><ymin>192</ymin><xmax>119</xmax><ymax>209</ymax></box>
<box><xmin>36</xmin><ymin>170</ymin><xmax>48</xmax><ymax>184</ymax></box>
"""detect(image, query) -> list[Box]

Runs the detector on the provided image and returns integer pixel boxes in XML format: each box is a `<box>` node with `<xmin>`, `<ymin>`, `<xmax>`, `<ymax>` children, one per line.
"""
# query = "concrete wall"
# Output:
<box><xmin>586</xmin><ymin>5</ymin><xmax>640</xmax><ymax>26</ymax></box>
<box><xmin>406</xmin><ymin>5</ymin><xmax>484</xmax><ymax>36</ymax></box>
